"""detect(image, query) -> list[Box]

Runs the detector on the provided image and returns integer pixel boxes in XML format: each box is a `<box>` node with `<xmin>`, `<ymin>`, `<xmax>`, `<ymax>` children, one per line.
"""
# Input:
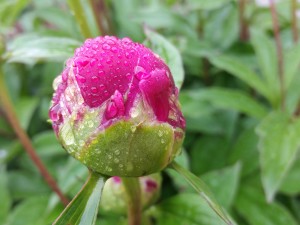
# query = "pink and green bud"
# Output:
<box><xmin>49</xmin><ymin>36</ymin><xmax>185</xmax><ymax>176</ymax></box>
<box><xmin>100</xmin><ymin>173</ymin><xmax>161</xmax><ymax>215</ymax></box>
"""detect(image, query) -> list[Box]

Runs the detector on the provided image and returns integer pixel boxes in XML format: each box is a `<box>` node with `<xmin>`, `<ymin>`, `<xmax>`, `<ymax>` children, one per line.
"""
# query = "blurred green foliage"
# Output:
<box><xmin>1</xmin><ymin>0</ymin><xmax>300</xmax><ymax>224</ymax></box>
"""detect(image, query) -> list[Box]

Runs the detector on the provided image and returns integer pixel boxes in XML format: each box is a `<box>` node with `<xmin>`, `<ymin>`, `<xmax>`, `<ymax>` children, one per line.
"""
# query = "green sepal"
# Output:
<box><xmin>63</xmin><ymin>120</ymin><xmax>183</xmax><ymax>177</ymax></box>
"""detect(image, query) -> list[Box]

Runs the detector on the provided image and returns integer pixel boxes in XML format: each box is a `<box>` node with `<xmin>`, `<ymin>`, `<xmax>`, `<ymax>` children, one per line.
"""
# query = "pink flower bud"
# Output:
<box><xmin>49</xmin><ymin>36</ymin><xmax>185</xmax><ymax>176</ymax></box>
<box><xmin>99</xmin><ymin>173</ymin><xmax>162</xmax><ymax>215</ymax></box>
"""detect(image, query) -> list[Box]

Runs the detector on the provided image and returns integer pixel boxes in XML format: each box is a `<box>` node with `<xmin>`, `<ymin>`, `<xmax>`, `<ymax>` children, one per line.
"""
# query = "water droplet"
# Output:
<box><xmin>98</xmin><ymin>70</ymin><xmax>104</xmax><ymax>76</ymax></box>
<box><xmin>99</xmin><ymin>84</ymin><xmax>105</xmax><ymax>90</ymax></box>
<box><xmin>107</xmin><ymin>39</ymin><xmax>115</xmax><ymax>45</ymax></box>
<box><xmin>102</xmin><ymin>44</ymin><xmax>110</xmax><ymax>50</ymax></box>
<box><xmin>106</xmin><ymin>58</ymin><xmax>112</xmax><ymax>64</ymax></box>
<box><xmin>134</xmin><ymin>66</ymin><xmax>148</xmax><ymax>80</ymax></box>
<box><xmin>107</xmin><ymin>167</ymin><xmax>112</xmax><ymax>172</ymax></box>
<box><xmin>79</xmin><ymin>140</ymin><xmax>85</xmax><ymax>147</ymax></box>
<box><xmin>91</xmin><ymin>86</ymin><xmax>98</xmax><ymax>94</ymax></box>
<box><xmin>91</xmin><ymin>76</ymin><xmax>99</xmax><ymax>82</ymax></box>
<box><xmin>119</xmin><ymin>164</ymin><xmax>123</xmax><ymax>168</ymax></box>
<box><xmin>122</xmin><ymin>37</ymin><xmax>132</xmax><ymax>44</ymax></box>
<box><xmin>124</xmin><ymin>61</ymin><xmax>129</xmax><ymax>66</ymax></box>
<box><xmin>161</xmin><ymin>139</ymin><xmax>165</xmax><ymax>144</ymax></box>
<box><xmin>158</xmin><ymin>130</ymin><xmax>163</xmax><ymax>137</ymax></box>
<box><xmin>125</xmin><ymin>52</ymin><xmax>132</xmax><ymax>59</ymax></box>
<box><xmin>111</xmin><ymin>47</ymin><xmax>118</xmax><ymax>53</ymax></box>
<box><xmin>92</xmin><ymin>44</ymin><xmax>98</xmax><ymax>50</ymax></box>
<box><xmin>108</xmin><ymin>154</ymin><xmax>112</xmax><ymax>159</ymax></box>
<box><xmin>131</xmin><ymin>125</ymin><xmax>137</xmax><ymax>132</ymax></box>
<box><xmin>88</xmin><ymin>121</ymin><xmax>94</xmax><ymax>127</ymax></box>
<box><xmin>130</xmin><ymin>107</ymin><xmax>139</xmax><ymax>118</ymax></box>
<box><xmin>76</xmin><ymin>74</ymin><xmax>86</xmax><ymax>83</ymax></box>
<box><xmin>90</xmin><ymin>58</ymin><xmax>97</xmax><ymax>66</ymax></box>
<box><xmin>115</xmin><ymin>150</ymin><xmax>120</xmax><ymax>155</ymax></box>
<box><xmin>75</xmin><ymin>58</ymin><xmax>89</xmax><ymax>67</ymax></box>
<box><xmin>114</xmin><ymin>158</ymin><xmax>119</xmax><ymax>163</ymax></box>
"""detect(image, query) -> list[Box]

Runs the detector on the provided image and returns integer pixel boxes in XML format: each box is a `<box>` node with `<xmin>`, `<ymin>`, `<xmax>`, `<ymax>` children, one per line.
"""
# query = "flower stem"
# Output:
<box><xmin>238</xmin><ymin>0</ymin><xmax>249</xmax><ymax>41</ymax></box>
<box><xmin>291</xmin><ymin>0</ymin><xmax>299</xmax><ymax>43</ymax></box>
<box><xmin>88</xmin><ymin>0</ymin><xmax>113</xmax><ymax>35</ymax></box>
<box><xmin>122</xmin><ymin>177</ymin><xmax>142</xmax><ymax>225</ymax></box>
<box><xmin>269</xmin><ymin>0</ymin><xmax>285</xmax><ymax>110</ymax></box>
<box><xmin>0</xmin><ymin>65</ymin><xmax>69</xmax><ymax>206</ymax></box>
<box><xmin>67</xmin><ymin>0</ymin><xmax>93</xmax><ymax>38</ymax></box>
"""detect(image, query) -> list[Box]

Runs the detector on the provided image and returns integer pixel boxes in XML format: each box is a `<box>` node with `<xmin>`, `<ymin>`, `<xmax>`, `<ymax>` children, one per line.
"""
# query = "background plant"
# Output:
<box><xmin>1</xmin><ymin>0</ymin><xmax>300</xmax><ymax>224</ymax></box>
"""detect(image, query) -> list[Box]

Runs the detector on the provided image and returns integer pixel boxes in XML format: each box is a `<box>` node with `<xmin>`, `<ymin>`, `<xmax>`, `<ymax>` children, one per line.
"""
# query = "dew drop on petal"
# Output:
<box><xmin>102</xmin><ymin>44</ymin><xmax>111</xmax><ymax>50</ymax></box>
<box><xmin>91</xmin><ymin>76</ymin><xmax>99</xmax><ymax>82</ymax></box>
<box><xmin>76</xmin><ymin>74</ymin><xmax>87</xmax><ymax>83</ymax></box>
<box><xmin>91</xmin><ymin>86</ymin><xmax>98</xmax><ymax>94</ymax></box>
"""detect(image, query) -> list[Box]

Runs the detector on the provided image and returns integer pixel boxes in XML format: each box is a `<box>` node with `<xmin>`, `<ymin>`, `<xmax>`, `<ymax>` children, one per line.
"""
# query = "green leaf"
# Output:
<box><xmin>279</xmin><ymin>158</ymin><xmax>300</xmax><ymax>195</ymax></box>
<box><xmin>15</xmin><ymin>97</ymin><xmax>39</xmax><ymax>130</ymax></box>
<box><xmin>203</xmin><ymin>4</ymin><xmax>238</xmax><ymax>49</ymax></box>
<box><xmin>32</xmin><ymin>131</ymin><xmax>65</xmax><ymax>156</ymax></box>
<box><xmin>7</xmin><ymin>196</ymin><xmax>49</xmax><ymax>225</ymax></box>
<box><xmin>202</xmin><ymin>163</ymin><xmax>241</xmax><ymax>209</ymax></box>
<box><xmin>48</xmin><ymin>158</ymin><xmax>88</xmax><ymax>211</ymax></box>
<box><xmin>256</xmin><ymin>111</ymin><xmax>300</xmax><ymax>201</ymax></box>
<box><xmin>0</xmin><ymin>0</ymin><xmax>30</xmax><ymax>27</ymax></box>
<box><xmin>209</xmin><ymin>54</ymin><xmax>273</xmax><ymax>103</ymax></box>
<box><xmin>144</xmin><ymin>28</ymin><xmax>184</xmax><ymax>90</ymax></box>
<box><xmin>0</xmin><ymin>166</ymin><xmax>11</xmax><ymax>224</ymax></box>
<box><xmin>250</xmin><ymin>29</ymin><xmax>279</xmax><ymax>96</ymax></box>
<box><xmin>186</xmin><ymin>88</ymin><xmax>268</xmax><ymax>119</ymax></box>
<box><xmin>190</xmin><ymin>136</ymin><xmax>230</xmax><ymax>175</ymax></box>
<box><xmin>235</xmin><ymin>177</ymin><xmax>298</xmax><ymax>225</ymax></box>
<box><xmin>284</xmin><ymin>42</ymin><xmax>300</xmax><ymax>89</ymax></box>
<box><xmin>180</xmin><ymin>91</ymin><xmax>239</xmax><ymax>135</ymax></box>
<box><xmin>5</xmin><ymin>35</ymin><xmax>81</xmax><ymax>64</ymax></box>
<box><xmin>187</xmin><ymin>0</ymin><xmax>233</xmax><ymax>10</ymax></box>
<box><xmin>53</xmin><ymin>171</ymin><xmax>107</xmax><ymax>225</ymax></box>
<box><xmin>151</xmin><ymin>193</ymin><xmax>230</xmax><ymax>225</ymax></box>
<box><xmin>169</xmin><ymin>162</ymin><xmax>234</xmax><ymax>225</ymax></box>
<box><xmin>8</xmin><ymin>170</ymin><xmax>50</xmax><ymax>200</ymax></box>
<box><xmin>228</xmin><ymin>127</ymin><xmax>259</xmax><ymax>177</ymax></box>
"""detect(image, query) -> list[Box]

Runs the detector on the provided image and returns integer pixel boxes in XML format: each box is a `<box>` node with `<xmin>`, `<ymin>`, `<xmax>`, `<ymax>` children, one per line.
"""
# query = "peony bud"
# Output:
<box><xmin>49</xmin><ymin>36</ymin><xmax>185</xmax><ymax>176</ymax></box>
<box><xmin>100</xmin><ymin>173</ymin><xmax>161</xmax><ymax>215</ymax></box>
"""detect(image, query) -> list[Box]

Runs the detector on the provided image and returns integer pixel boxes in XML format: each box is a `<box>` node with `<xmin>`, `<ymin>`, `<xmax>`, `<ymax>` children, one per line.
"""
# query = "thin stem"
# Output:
<box><xmin>67</xmin><ymin>0</ymin><xmax>93</xmax><ymax>38</ymax></box>
<box><xmin>89</xmin><ymin>0</ymin><xmax>107</xmax><ymax>35</ymax></box>
<box><xmin>269</xmin><ymin>0</ymin><xmax>285</xmax><ymax>110</ymax></box>
<box><xmin>0</xmin><ymin>66</ymin><xmax>69</xmax><ymax>206</ymax></box>
<box><xmin>122</xmin><ymin>177</ymin><xmax>142</xmax><ymax>225</ymax></box>
<box><xmin>202</xmin><ymin>58</ymin><xmax>211</xmax><ymax>85</ymax></box>
<box><xmin>238</xmin><ymin>0</ymin><xmax>249</xmax><ymax>41</ymax></box>
<box><xmin>291</xmin><ymin>0</ymin><xmax>299</xmax><ymax>43</ymax></box>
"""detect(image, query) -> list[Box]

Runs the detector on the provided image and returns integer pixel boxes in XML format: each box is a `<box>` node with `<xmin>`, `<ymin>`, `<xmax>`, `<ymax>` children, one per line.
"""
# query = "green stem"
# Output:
<box><xmin>291</xmin><ymin>0</ymin><xmax>299</xmax><ymax>44</ymax></box>
<box><xmin>67</xmin><ymin>0</ymin><xmax>93</xmax><ymax>38</ymax></box>
<box><xmin>169</xmin><ymin>161</ymin><xmax>233</xmax><ymax>225</ymax></box>
<box><xmin>54</xmin><ymin>171</ymin><xmax>108</xmax><ymax>225</ymax></box>
<box><xmin>122</xmin><ymin>177</ymin><xmax>142</xmax><ymax>225</ymax></box>
<box><xmin>0</xmin><ymin>65</ymin><xmax>69</xmax><ymax>206</ymax></box>
<box><xmin>238</xmin><ymin>0</ymin><xmax>249</xmax><ymax>41</ymax></box>
<box><xmin>89</xmin><ymin>0</ymin><xmax>105</xmax><ymax>35</ymax></box>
